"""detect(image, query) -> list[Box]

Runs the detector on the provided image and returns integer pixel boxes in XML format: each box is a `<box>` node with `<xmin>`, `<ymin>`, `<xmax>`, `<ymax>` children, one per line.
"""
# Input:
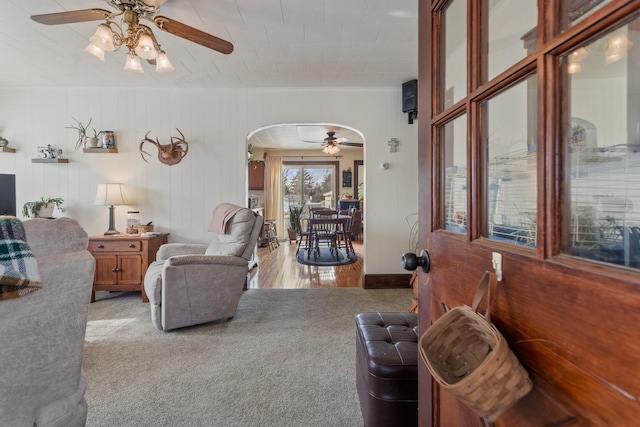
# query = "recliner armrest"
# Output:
<box><xmin>156</xmin><ymin>243</ymin><xmax>206</xmax><ymax>261</ymax></box>
<box><xmin>165</xmin><ymin>254</ymin><xmax>247</xmax><ymax>267</ymax></box>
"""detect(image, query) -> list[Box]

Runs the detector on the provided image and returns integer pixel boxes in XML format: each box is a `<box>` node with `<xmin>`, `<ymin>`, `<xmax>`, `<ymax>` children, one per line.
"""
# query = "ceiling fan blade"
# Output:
<box><xmin>31</xmin><ymin>9</ymin><xmax>111</xmax><ymax>25</ymax></box>
<box><xmin>154</xmin><ymin>16</ymin><xmax>233</xmax><ymax>55</ymax></box>
<box><xmin>338</xmin><ymin>142</ymin><xmax>364</xmax><ymax>147</ymax></box>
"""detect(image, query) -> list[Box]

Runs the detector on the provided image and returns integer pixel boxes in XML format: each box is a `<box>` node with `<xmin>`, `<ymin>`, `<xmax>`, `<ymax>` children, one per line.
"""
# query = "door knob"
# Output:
<box><xmin>402</xmin><ymin>250</ymin><xmax>431</xmax><ymax>273</ymax></box>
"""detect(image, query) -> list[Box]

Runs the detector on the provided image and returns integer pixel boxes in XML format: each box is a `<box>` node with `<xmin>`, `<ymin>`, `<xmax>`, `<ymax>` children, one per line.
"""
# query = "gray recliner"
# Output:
<box><xmin>144</xmin><ymin>206</ymin><xmax>263</xmax><ymax>331</ymax></box>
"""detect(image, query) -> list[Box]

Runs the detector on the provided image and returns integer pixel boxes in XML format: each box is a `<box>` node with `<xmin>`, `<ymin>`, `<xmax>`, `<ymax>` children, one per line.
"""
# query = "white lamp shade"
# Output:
<box><xmin>95</xmin><ymin>183</ymin><xmax>126</xmax><ymax>206</ymax></box>
<box><xmin>89</xmin><ymin>24</ymin><xmax>115</xmax><ymax>52</ymax></box>
<box><xmin>134</xmin><ymin>33</ymin><xmax>158</xmax><ymax>60</ymax></box>
<box><xmin>83</xmin><ymin>43</ymin><xmax>105</xmax><ymax>62</ymax></box>
<box><xmin>155</xmin><ymin>52</ymin><xmax>175</xmax><ymax>73</ymax></box>
<box><xmin>124</xmin><ymin>53</ymin><xmax>144</xmax><ymax>73</ymax></box>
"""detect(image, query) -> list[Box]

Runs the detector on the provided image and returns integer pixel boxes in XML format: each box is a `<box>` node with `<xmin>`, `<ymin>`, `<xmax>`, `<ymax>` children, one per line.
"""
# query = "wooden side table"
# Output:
<box><xmin>88</xmin><ymin>233</ymin><xmax>168</xmax><ymax>303</ymax></box>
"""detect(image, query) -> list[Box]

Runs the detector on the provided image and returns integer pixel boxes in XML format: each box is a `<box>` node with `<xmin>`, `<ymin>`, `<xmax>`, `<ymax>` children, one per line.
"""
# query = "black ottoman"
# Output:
<box><xmin>355</xmin><ymin>312</ymin><xmax>418</xmax><ymax>427</ymax></box>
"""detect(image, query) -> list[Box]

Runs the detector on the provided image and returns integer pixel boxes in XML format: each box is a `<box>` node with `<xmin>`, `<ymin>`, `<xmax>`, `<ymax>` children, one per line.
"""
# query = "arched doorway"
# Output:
<box><xmin>246</xmin><ymin>123</ymin><xmax>365</xmax><ymax>242</ymax></box>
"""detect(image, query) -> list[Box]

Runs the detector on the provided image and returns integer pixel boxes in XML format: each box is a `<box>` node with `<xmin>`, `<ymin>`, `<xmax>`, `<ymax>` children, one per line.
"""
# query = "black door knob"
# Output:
<box><xmin>402</xmin><ymin>250</ymin><xmax>431</xmax><ymax>273</ymax></box>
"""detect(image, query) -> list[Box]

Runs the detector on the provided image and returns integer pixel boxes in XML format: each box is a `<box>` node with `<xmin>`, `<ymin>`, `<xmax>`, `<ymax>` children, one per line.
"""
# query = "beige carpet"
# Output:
<box><xmin>84</xmin><ymin>288</ymin><xmax>413</xmax><ymax>427</ymax></box>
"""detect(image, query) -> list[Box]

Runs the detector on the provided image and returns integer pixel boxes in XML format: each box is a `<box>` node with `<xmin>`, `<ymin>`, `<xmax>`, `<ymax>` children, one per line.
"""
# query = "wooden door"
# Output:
<box><xmin>417</xmin><ymin>1</ymin><xmax>640</xmax><ymax>425</ymax></box>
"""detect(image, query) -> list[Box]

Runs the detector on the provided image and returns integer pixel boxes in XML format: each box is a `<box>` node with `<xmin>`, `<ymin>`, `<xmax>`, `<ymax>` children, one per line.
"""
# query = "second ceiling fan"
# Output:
<box><xmin>304</xmin><ymin>131</ymin><xmax>363</xmax><ymax>154</ymax></box>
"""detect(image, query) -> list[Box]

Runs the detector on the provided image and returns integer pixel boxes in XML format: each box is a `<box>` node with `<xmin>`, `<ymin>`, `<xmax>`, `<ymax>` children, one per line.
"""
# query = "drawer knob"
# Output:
<box><xmin>97</xmin><ymin>244</ymin><xmax>104</xmax><ymax>248</ymax></box>
<box><xmin>111</xmin><ymin>267</ymin><xmax>120</xmax><ymax>273</ymax></box>
<box><xmin>128</xmin><ymin>243</ymin><xmax>135</xmax><ymax>248</ymax></box>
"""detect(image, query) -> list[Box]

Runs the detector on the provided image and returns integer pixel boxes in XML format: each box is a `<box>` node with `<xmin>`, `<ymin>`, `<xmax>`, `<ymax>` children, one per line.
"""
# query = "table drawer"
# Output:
<box><xmin>90</xmin><ymin>240</ymin><xmax>142</xmax><ymax>252</ymax></box>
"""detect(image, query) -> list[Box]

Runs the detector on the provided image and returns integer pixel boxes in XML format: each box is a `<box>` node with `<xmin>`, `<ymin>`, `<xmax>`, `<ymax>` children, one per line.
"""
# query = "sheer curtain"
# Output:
<box><xmin>264</xmin><ymin>155</ymin><xmax>284</xmax><ymax>239</ymax></box>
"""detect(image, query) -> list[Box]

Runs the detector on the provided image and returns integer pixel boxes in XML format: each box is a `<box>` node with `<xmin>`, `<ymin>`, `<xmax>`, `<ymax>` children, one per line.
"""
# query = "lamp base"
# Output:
<box><xmin>104</xmin><ymin>204</ymin><xmax>121</xmax><ymax>235</ymax></box>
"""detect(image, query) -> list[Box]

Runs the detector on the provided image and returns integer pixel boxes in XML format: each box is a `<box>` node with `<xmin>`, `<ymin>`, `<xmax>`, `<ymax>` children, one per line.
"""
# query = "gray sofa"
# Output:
<box><xmin>0</xmin><ymin>218</ymin><xmax>95</xmax><ymax>427</ymax></box>
<box><xmin>144</xmin><ymin>207</ymin><xmax>263</xmax><ymax>331</ymax></box>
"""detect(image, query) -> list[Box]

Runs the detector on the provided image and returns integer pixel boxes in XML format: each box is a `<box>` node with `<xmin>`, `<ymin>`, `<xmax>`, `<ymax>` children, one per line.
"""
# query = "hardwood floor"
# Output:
<box><xmin>248</xmin><ymin>239</ymin><xmax>364</xmax><ymax>289</ymax></box>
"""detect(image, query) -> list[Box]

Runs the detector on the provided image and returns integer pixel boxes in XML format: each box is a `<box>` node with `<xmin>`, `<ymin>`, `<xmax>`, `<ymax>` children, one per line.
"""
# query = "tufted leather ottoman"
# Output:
<box><xmin>355</xmin><ymin>312</ymin><xmax>418</xmax><ymax>427</ymax></box>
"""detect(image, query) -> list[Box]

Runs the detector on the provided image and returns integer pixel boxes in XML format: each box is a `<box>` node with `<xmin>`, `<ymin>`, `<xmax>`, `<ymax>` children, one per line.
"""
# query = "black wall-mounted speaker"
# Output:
<box><xmin>402</xmin><ymin>79</ymin><xmax>418</xmax><ymax>113</ymax></box>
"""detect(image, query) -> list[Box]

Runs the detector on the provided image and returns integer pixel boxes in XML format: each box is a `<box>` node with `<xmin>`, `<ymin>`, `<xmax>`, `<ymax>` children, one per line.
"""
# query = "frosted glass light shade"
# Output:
<box><xmin>89</xmin><ymin>24</ymin><xmax>115</xmax><ymax>51</ymax></box>
<box><xmin>322</xmin><ymin>144</ymin><xmax>340</xmax><ymax>155</ymax></box>
<box><xmin>83</xmin><ymin>43</ymin><xmax>105</xmax><ymax>62</ymax></box>
<box><xmin>124</xmin><ymin>53</ymin><xmax>144</xmax><ymax>73</ymax></box>
<box><xmin>134</xmin><ymin>33</ymin><xmax>158</xmax><ymax>60</ymax></box>
<box><xmin>155</xmin><ymin>52</ymin><xmax>175</xmax><ymax>73</ymax></box>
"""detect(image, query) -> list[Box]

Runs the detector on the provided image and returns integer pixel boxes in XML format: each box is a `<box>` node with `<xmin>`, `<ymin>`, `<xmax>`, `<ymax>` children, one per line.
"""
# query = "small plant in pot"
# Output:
<box><xmin>22</xmin><ymin>197</ymin><xmax>64</xmax><ymax>218</ymax></box>
<box><xmin>66</xmin><ymin>117</ymin><xmax>98</xmax><ymax>151</ymax></box>
<box><xmin>288</xmin><ymin>204</ymin><xmax>305</xmax><ymax>243</ymax></box>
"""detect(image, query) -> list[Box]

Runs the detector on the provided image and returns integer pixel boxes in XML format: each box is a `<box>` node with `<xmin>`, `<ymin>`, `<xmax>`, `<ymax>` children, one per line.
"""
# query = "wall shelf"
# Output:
<box><xmin>31</xmin><ymin>158</ymin><xmax>69</xmax><ymax>163</ymax></box>
<box><xmin>1</xmin><ymin>147</ymin><xmax>16</xmax><ymax>153</ymax></box>
<box><xmin>83</xmin><ymin>147</ymin><xmax>118</xmax><ymax>153</ymax></box>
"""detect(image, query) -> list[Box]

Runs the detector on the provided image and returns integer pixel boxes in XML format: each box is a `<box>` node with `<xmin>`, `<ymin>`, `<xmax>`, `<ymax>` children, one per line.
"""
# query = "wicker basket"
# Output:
<box><xmin>419</xmin><ymin>271</ymin><xmax>532</xmax><ymax>422</ymax></box>
<box><xmin>138</xmin><ymin>225</ymin><xmax>154</xmax><ymax>233</ymax></box>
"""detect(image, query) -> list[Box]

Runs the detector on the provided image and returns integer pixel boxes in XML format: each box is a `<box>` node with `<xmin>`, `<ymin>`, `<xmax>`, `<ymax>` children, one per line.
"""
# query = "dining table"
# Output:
<box><xmin>299</xmin><ymin>214</ymin><xmax>352</xmax><ymax>261</ymax></box>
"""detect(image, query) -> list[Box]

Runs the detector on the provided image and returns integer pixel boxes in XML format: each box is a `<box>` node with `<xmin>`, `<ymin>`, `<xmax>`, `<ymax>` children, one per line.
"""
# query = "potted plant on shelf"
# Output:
<box><xmin>22</xmin><ymin>197</ymin><xmax>64</xmax><ymax>218</ymax></box>
<box><xmin>288</xmin><ymin>204</ymin><xmax>305</xmax><ymax>243</ymax></box>
<box><xmin>66</xmin><ymin>117</ymin><xmax>98</xmax><ymax>151</ymax></box>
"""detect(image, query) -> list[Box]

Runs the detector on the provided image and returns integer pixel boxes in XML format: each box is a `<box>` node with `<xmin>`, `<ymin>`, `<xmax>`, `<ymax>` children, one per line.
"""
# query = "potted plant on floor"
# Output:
<box><xmin>22</xmin><ymin>197</ymin><xmax>64</xmax><ymax>218</ymax></box>
<box><xmin>288</xmin><ymin>204</ymin><xmax>304</xmax><ymax>243</ymax></box>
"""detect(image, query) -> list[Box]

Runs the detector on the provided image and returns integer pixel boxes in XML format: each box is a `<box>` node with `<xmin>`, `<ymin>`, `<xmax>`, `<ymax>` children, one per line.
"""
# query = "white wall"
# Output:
<box><xmin>0</xmin><ymin>87</ymin><xmax>418</xmax><ymax>275</ymax></box>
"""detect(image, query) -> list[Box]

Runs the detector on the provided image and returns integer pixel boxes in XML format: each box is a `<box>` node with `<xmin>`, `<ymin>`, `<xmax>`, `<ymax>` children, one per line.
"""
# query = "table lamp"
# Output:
<box><xmin>95</xmin><ymin>183</ymin><xmax>126</xmax><ymax>235</ymax></box>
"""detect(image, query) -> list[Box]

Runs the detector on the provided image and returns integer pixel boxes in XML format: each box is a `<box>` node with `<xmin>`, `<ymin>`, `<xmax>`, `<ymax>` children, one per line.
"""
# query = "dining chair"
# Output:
<box><xmin>296</xmin><ymin>217</ymin><xmax>315</xmax><ymax>260</ymax></box>
<box><xmin>336</xmin><ymin>207</ymin><xmax>356</xmax><ymax>258</ymax></box>
<box><xmin>310</xmin><ymin>217</ymin><xmax>340</xmax><ymax>260</ymax></box>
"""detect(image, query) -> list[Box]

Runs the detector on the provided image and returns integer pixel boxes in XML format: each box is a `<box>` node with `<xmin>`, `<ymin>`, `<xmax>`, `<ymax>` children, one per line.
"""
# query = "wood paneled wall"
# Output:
<box><xmin>0</xmin><ymin>86</ymin><xmax>418</xmax><ymax>275</ymax></box>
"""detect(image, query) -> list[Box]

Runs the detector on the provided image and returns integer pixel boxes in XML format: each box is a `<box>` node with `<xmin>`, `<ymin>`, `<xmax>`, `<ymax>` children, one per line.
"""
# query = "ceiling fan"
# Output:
<box><xmin>304</xmin><ymin>131</ymin><xmax>363</xmax><ymax>148</ymax></box>
<box><xmin>31</xmin><ymin>0</ymin><xmax>233</xmax><ymax>72</ymax></box>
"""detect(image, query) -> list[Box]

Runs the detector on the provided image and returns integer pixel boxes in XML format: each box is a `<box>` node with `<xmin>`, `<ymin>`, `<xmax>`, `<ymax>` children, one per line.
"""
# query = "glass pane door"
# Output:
<box><xmin>283</xmin><ymin>165</ymin><xmax>336</xmax><ymax>213</ymax></box>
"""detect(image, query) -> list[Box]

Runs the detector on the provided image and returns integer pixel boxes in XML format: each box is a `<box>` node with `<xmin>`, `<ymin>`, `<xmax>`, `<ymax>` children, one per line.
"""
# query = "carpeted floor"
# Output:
<box><xmin>84</xmin><ymin>287</ymin><xmax>413</xmax><ymax>427</ymax></box>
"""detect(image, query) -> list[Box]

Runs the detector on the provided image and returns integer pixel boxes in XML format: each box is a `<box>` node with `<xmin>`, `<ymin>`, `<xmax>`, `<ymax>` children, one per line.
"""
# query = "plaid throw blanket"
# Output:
<box><xmin>0</xmin><ymin>216</ymin><xmax>42</xmax><ymax>301</ymax></box>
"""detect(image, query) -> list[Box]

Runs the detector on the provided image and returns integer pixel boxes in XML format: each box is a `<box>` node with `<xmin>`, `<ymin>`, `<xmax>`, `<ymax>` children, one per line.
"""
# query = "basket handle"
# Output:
<box><xmin>471</xmin><ymin>271</ymin><xmax>498</xmax><ymax>323</ymax></box>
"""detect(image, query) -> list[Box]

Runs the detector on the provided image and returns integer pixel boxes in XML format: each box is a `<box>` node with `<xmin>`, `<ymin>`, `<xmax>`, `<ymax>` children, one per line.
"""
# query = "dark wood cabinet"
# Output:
<box><xmin>88</xmin><ymin>233</ymin><xmax>168</xmax><ymax>302</ymax></box>
<box><xmin>248</xmin><ymin>161</ymin><xmax>265</xmax><ymax>190</ymax></box>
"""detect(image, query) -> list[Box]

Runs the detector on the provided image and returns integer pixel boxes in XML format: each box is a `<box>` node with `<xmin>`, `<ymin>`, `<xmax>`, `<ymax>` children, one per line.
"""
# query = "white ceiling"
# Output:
<box><xmin>0</xmin><ymin>0</ymin><xmax>418</xmax><ymax>89</ymax></box>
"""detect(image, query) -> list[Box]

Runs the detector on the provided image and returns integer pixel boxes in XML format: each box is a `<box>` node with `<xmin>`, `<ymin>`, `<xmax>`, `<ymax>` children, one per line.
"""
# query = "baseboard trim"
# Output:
<box><xmin>363</xmin><ymin>273</ymin><xmax>413</xmax><ymax>289</ymax></box>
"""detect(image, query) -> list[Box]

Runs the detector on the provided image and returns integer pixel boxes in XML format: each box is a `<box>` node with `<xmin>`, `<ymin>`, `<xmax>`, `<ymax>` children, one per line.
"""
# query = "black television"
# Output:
<box><xmin>0</xmin><ymin>174</ymin><xmax>16</xmax><ymax>216</ymax></box>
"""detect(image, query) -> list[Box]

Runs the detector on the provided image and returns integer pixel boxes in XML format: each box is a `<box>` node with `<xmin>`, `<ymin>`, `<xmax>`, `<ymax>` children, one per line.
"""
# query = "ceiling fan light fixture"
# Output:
<box><xmin>89</xmin><ymin>24</ymin><xmax>115</xmax><ymax>52</ymax></box>
<box><xmin>134</xmin><ymin>33</ymin><xmax>158</xmax><ymax>60</ymax></box>
<box><xmin>31</xmin><ymin>0</ymin><xmax>235</xmax><ymax>74</ymax></box>
<box><xmin>323</xmin><ymin>144</ymin><xmax>340</xmax><ymax>155</ymax></box>
<box><xmin>124</xmin><ymin>53</ymin><xmax>144</xmax><ymax>73</ymax></box>
<box><xmin>83</xmin><ymin>43</ymin><xmax>105</xmax><ymax>62</ymax></box>
<box><xmin>155</xmin><ymin>51</ymin><xmax>175</xmax><ymax>73</ymax></box>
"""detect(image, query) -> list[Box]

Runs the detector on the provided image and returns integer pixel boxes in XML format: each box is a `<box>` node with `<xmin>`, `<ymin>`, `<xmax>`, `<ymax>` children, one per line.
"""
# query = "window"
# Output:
<box><xmin>563</xmin><ymin>16</ymin><xmax>640</xmax><ymax>269</ymax></box>
<box><xmin>442</xmin><ymin>114</ymin><xmax>468</xmax><ymax>234</ymax></box>
<box><xmin>484</xmin><ymin>74</ymin><xmax>538</xmax><ymax>247</ymax></box>
<box><xmin>283</xmin><ymin>162</ymin><xmax>339</xmax><ymax>213</ymax></box>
